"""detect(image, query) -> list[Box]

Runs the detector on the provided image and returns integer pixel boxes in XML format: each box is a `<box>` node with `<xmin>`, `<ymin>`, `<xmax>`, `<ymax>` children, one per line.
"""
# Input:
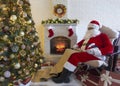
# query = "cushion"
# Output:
<box><xmin>100</xmin><ymin>25</ymin><xmax>119</xmax><ymax>39</ymax></box>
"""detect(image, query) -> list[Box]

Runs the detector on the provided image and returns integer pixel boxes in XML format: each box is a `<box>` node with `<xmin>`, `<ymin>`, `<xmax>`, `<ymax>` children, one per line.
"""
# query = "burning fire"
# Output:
<box><xmin>56</xmin><ymin>42</ymin><xmax>65</xmax><ymax>52</ymax></box>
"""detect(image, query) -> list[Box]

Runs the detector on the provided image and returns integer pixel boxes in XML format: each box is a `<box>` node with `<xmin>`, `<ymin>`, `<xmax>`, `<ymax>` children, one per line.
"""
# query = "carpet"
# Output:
<box><xmin>31</xmin><ymin>74</ymin><xmax>82</xmax><ymax>86</ymax></box>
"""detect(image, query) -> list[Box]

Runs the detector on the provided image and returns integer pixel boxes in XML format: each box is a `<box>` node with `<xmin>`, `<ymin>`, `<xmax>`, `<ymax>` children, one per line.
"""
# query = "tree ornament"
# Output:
<box><xmin>23</xmin><ymin>12</ymin><xmax>28</xmax><ymax>17</ymax></box>
<box><xmin>11</xmin><ymin>45</ymin><xmax>19</xmax><ymax>52</ymax></box>
<box><xmin>31</xmin><ymin>51</ymin><xmax>35</xmax><ymax>55</ymax></box>
<box><xmin>22</xmin><ymin>62</ymin><xmax>26</xmax><ymax>66</ymax></box>
<box><xmin>26</xmin><ymin>45</ymin><xmax>30</xmax><ymax>50</ymax></box>
<box><xmin>18</xmin><ymin>70</ymin><xmax>22</xmax><ymax>74</ymax></box>
<box><xmin>33</xmin><ymin>42</ymin><xmax>39</xmax><ymax>46</ymax></box>
<box><xmin>14</xmin><ymin>63</ymin><xmax>21</xmax><ymax>69</ymax></box>
<box><xmin>15</xmin><ymin>36</ymin><xmax>22</xmax><ymax>43</ymax></box>
<box><xmin>34</xmin><ymin>63</ymin><xmax>38</xmax><ymax>68</ymax></box>
<box><xmin>25</xmin><ymin>70</ymin><xmax>30</xmax><ymax>75</ymax></box>
<box><xmin>0</xmin><ymin>50</ymin><xmax>4</xmax><ymax>55</ymax></box>
<box><xmin>26</xmin><ymin>19</ymin><xmax>32</xmax><ymax>24</ymax></box>
<box><xmin>20</xmin><ymin>31</ymin><xmax>25</xmax><ymax>36</ymax></box>
<box><xmin>40</xmin><ymin>59</ymin><xmax>44</xmax><ymax>63</ymax></box>
<box><xmin>3</xmin><ymin>56</ymin><xmax>8</xmax><ymax>61</ymax></box>
<box><xmin>4</xmin><ymin>47</ymin><xmax>8</xmax><ymax>51</ymax></box>
<box><xmin>10</xmin><ymin>15</ymin><xmax>17</xmax><ymax>21</ymax></box>
<box><xmin>4</xmin><ymin>71</ymin><xmax>11</xmax><ymax>78</ymax></box>
<box><xmin>3</xmin><ymin>35</ymin><xmax>8</xmax><ymax>41</ymax></box>
<box><xmin>0</xmin><ymin>17</ymin><xmax>3</xmax><ymax>22</ymax></box>
<box><xmin>27</xmin><ymin>57</ymin><xmax>30</xmax><ymax>62</ymax></box>
<box><xmin>21</xmin><ymin>44</ymin><xmax>26</xmax><ymax>49</ymax></box>
<box><xmin>68</xmin><ymin>25</ymin><xmax>74</xmax><ymax>37</ymax></box>
<box><xmin>0</xmin><ymin>76</ymin><xmax>5</xmax><ymax>82</ymax></box>
<box><xmin>2</xmin><ymin>7</ymin><xmax>8</xmax><ymax>11</ymax></box>
<box><xmin>19</xmin><ymin>50</ymin><xmax>26</xmax><ymax>56</ymax></box>
<box><xmin>10</xmin><ymin>54</ymin><xmax>15</xmax><ymax>59</ymax></box>
<box><xmin>48</xmin><ymin>26</ymin><xmax>54</xmax><ymax>37</ymax></box>
<box><xmin>3</xmin><ymin>26</ymin><xmax>9</xmax><ymax>31</ymax></box>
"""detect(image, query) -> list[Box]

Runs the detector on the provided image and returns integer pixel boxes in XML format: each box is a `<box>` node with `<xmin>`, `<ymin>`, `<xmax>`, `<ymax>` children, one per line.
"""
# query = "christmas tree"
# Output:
<box><xmin>0</xmin><ymin>0</ymin><xmax>44</xmax><ymax>85</ymax></box>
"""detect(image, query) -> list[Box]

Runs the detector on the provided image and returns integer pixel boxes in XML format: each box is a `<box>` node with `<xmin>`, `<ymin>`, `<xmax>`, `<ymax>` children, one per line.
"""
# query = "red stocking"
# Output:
<box><xmin>68</xmin><ymin>26</ymin><xmax>74</xmax><ymax>37</ymax></box>
<box><xmin>48</xmin><ymin>26</ymin><xmax>54</xmax><ymax>37</ymax></box>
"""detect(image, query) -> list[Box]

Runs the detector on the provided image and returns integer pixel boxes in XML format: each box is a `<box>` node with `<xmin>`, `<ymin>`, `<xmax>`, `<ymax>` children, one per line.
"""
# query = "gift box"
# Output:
<box><xmin>75</xmin><ymin>66</ymin><xmax>101</xmax><ymax>86</ymax></box>
<box><xmin>98</xmin><ymin>70</ymin><xmax>120</xmax><ymax>86</ymax></box>
<box><xmin>75</xmin><ymin>67</ymin><xmax>120</xmax><ymax>86</ymax></box>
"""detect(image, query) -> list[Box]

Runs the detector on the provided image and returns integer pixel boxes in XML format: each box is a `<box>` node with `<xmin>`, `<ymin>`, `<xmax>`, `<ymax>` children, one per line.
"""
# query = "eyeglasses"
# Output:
<box><xmin>88</xmin><ymin>27</ymin><xmax>94</xmax><ymax>30</ymax></box>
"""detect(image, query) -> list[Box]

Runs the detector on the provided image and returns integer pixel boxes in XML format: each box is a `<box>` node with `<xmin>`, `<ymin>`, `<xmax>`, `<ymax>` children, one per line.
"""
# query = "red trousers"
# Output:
<box><xmin>68</xmin><ymin>52</ymin><xmax>100</xmax><ymax>66</ymax></box>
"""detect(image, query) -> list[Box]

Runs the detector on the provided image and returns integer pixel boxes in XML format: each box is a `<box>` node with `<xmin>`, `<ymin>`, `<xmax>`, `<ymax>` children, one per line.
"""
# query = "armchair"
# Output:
<box><xmin>74</xmin><ymin>26</ymin><xmax>120</xmax><ymax>86</ymax></box>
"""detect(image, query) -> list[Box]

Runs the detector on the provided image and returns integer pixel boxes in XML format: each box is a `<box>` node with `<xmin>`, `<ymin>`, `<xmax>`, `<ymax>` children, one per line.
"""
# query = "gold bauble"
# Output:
<box><xmin>10</xmin><ymin>15</ymin><xmax>17</xmax><ymax>21</ymax></box>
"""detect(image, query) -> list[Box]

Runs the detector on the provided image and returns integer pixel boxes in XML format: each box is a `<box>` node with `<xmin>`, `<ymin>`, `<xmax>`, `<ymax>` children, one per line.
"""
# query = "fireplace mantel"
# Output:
<box><xmin>43</xmin><ymin>23</ymin><xmax>77</xmax><ymax>26</ymax></box>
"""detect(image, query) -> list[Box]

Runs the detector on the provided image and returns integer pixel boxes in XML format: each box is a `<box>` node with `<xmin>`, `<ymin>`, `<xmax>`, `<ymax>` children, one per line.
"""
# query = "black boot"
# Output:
<box><xmin>51</xmin><ymin>72</ymin><xmax>62</xmax><ymax>78</ymax></box>
<box><xmin>52</xmin><ymin>68</ymin><xmax>72</xmax><ymax>83</ymax></box>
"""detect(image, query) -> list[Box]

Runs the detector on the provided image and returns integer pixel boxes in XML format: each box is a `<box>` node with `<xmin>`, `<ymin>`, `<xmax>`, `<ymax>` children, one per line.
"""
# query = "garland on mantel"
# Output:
<box><xmin>41</xmin><ymin>18</ymin><xmax>79</xmax><ymax>24</ymax></box>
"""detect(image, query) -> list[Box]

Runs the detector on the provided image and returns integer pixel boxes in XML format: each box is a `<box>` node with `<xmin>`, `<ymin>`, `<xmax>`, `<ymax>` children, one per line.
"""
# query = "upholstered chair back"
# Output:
<box><xmin>99</xmin><ymin>25</ymin><xmax>119</xmax><ymax>43</ymax></box>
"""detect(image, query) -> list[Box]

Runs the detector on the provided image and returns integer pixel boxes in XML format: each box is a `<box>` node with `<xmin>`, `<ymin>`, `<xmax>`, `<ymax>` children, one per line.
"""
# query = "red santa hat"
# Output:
<box><xmin>88</xmin><ymin>20</ymin><xmax>100</xmax><ymax>30</ymax></box>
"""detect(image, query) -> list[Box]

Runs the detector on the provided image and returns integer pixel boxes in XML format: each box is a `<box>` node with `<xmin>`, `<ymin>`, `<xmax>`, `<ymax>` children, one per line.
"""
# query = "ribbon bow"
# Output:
<box><xmin>101</xmin><ymin>70</ymin><xmax>120</xmax><ymax>86</ymax></box>
<box><xmin>80</xmin><ymin>74</ymin><xmax>88</xmax><ymax>82</ymax></box>
<box><xmin>100</xmin><ymin>71</ymin><xmax>112</xmax><ymax>86</ymax></box>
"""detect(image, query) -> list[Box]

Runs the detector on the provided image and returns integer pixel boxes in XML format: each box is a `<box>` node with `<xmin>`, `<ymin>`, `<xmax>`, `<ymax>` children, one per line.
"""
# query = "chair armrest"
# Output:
<box><xmin>105</xmin><ymin>50</ymin><xmax>120</xmax><ymax>71</ymax></box>
<box><xmin>109</xmin><ymin>51</ymin><xmax>120</xmax><ymax>56</ymax></box>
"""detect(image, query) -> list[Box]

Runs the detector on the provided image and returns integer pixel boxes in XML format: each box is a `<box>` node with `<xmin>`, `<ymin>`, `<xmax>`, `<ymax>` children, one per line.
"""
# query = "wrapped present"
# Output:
<box><xmin>75</xmin><ymin>69</ymin><xmax>100</xmax><ymax>86</ymax></box>
<box><xmin>75</xmin><ymin>69</ymin><xmax>120</xmax><ymax>86</ymax></box>
<box><xmin>98</xmin><ymin>70</ymin><xmax>120</xmax><ymax>86</ymax></box>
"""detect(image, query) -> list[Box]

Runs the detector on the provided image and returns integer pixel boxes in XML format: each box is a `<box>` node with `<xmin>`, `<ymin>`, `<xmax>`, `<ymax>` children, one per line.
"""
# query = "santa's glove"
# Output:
<box><xmin>68</xmin><ymin>25</ymin><xmax>74</xmax><ymax>37</ymax></box>
<box><xmin>86</xmin><ymin>47</ymin><xmax>102</xmax><ymax>56</ymax></box>
<box><xmin>48</xmin><ymin>26</ymin><xmax>54</xmax><ymax>37</ymax></box>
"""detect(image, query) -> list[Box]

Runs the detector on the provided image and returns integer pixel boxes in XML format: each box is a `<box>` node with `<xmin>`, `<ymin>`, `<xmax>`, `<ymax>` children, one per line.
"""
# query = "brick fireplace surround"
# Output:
<box><xmin>43</xmin><ymin>24</ymin><xmax>77</xmax><ymax>62</ymax></box>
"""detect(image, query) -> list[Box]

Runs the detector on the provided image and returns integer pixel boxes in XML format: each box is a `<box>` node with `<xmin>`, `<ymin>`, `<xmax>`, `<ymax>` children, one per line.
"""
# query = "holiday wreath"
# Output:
<box><xmin>53</xmin><ymin>4</ymin><xmax>66</xmax><ymax>18</ymax></box>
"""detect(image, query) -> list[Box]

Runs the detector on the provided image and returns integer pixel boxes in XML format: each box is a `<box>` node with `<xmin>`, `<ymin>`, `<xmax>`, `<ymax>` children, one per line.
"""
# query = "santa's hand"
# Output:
<box><xmin>86</xmin><ymin>48</ymin><xmax>102</xmax><ymax>56</ymax></box>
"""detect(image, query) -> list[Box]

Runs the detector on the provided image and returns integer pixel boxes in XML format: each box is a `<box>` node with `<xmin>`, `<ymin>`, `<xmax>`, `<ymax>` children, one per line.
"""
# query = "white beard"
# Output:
<box><xmin>83</xmin><ymin>29</ymin><xmax>101</xmax><ymax>39</ymax></box>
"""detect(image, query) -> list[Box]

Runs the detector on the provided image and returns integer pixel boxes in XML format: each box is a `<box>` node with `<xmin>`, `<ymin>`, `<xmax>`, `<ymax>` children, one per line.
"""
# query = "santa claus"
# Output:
<box><xmin>52</xmin><ymin>20</ymin><xmax>114</xmax><ymax>83</ymax></box>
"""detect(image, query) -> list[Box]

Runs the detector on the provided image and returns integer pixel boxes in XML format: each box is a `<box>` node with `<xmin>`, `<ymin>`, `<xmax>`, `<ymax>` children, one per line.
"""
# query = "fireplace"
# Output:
<box><xmin>50</xmin><ymin>36</ymin><xmax>70</xmax><ymax>54</ymax></box>
<box><xmin>43</xmin><ymin>24</ymin><xmax>77</xmax><ymax>60</ymax></box>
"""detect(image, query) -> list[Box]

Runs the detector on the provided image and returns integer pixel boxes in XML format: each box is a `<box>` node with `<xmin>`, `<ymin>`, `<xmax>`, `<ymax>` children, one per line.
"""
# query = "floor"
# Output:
<box><xmin>30</xmin><ymin>74</ymin><xmax>82</xmax><ymax>86</ymax></box>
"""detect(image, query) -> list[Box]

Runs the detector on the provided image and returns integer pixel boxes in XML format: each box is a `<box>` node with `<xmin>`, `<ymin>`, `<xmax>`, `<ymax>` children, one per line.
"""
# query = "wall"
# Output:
<box><xmin>68</xmin><ymin>0</ymin><xmax>120</xmax><ymax>41</ymax></box>
<box><xmin>29</xmin><ymin>0</ymin><xmax>52</xmax><ymax>50</ymax></box>
<box><xmin>29</xmin><ymin>0</ymin><xmax>120</xmax><ymax>48</ymax></box>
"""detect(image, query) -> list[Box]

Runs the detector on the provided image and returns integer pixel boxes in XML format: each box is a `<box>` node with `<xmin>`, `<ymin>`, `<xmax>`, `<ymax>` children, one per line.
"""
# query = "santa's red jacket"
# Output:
<box><xmin>67</xmin><ymin>33</ymin><xmax>114</xmax><ymax>66</ymax></box>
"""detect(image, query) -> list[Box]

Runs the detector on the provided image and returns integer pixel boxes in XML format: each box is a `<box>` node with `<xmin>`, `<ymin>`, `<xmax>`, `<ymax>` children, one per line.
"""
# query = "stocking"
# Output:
<box><xmin>68</xmin><ymin>26</ymin><xmax>74</xmax><ymax>37</ymax></box>
<box><xmin>48</xmin><ymin>26</ymin><xmax>54</xmax><ymax>37</ymax></box>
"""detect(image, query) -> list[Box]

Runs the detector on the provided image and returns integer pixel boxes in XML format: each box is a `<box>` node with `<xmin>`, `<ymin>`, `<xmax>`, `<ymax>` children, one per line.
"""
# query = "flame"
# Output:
<box><xmin>56</xmin><ymin>42</ymin><xmax>65</xmax><ymax>52</ymax></box>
